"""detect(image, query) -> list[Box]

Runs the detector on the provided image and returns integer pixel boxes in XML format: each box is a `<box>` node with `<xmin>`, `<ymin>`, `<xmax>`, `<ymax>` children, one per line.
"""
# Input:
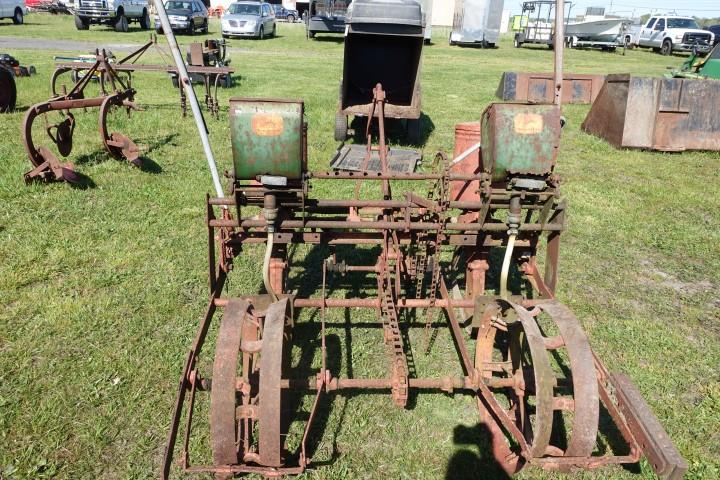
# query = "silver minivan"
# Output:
<box><xmin>221</xmin><ymin>1</ymin><xmax>276</xmax><ymax>39</ymax></box>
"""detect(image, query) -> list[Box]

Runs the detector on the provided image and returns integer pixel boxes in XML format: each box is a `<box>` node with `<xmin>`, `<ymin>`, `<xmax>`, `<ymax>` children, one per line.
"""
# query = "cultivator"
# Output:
<box><xmin>22</xmin><ymin>49</ymin><xmax>141</xmax><ymax>183</ymax></box>
<box><xmin>52</xmin><ymin>37</ymin><xmax>234</xmax><ymax>118</ymax></box>
<box><xmin>161</xmin><ymin>85</ymin><xmax>686</xmax><ymax>479</ymax></box>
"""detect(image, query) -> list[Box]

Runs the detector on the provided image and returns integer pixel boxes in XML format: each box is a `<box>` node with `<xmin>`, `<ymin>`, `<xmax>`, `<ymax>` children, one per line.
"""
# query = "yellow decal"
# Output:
<box><xmin>513</xmin><ymin>113</ymin><xmax>543</xmax><ymax>135</ymax></box>
<box><xmin>252</xmin><ymin>114</ymin><xmax>284</xmax><ymax>136</ymax></box>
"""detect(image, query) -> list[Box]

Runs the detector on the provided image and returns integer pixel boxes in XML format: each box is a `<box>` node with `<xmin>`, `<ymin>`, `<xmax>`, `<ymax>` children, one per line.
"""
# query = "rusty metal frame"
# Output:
<box><xmin>23</xmin><ymin>50</ymin><xmax>141</xmax><ymax>184</ymax></box>
<box><xmin>51</xmin><ymin>36</ymin><xmax>234</xmax><ymax>119</ymax></box>
<box><xmin>162</xmin><ymin>82</ymin><xmax>685</xmax><ymax>479</ymax></box>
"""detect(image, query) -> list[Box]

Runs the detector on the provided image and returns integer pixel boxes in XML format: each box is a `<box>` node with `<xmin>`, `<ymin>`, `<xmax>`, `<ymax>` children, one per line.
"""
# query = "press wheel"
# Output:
<box><xmin>475</xmin><ymin>300</ymin><xmax>600</xmax><ymax>467</ymax></box>
<box><xmin>210</xmin><ymin>298</ymin><xmax>252</xmax><ymax>472</ymax></box>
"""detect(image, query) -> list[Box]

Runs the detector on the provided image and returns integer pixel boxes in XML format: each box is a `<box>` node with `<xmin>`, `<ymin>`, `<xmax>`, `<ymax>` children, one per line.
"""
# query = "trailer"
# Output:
<box><xmin>305</xmin><ymin>0</ymin><xmax>348</xmax><ymax>38</ymax></box>
<box><xmin>513</xmin><ymin>0</ymin><xmax>572</xmax><ymax>49</ymax></box>
<box><xmin>420</xmin><ymin>0</ymin><xmax>433</xmax><ymax>43</ymax></box>
<box><xmin>450</xmin><ymin>0</ymin><xmax>504</xmax><ymax>47</ymax></box>
<box><xmin>334</xmin><ymin>0</ymin><xmax>424</xmax><ymax>142</ymax></box>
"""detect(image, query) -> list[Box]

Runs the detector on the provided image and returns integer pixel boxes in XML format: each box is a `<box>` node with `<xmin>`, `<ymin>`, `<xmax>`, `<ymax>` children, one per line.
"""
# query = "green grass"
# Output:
<box><xmin>1</xmin><ymin>12</ymin><xmax>719</xmax><ymax>480</ymax></box>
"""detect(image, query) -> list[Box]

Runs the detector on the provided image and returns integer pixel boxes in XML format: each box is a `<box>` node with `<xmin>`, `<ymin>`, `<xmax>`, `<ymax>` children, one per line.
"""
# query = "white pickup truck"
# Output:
<box><xmin>74</xmin><ymin>0</ymin><xmax>151</xmax><ymax>32</ymax></box>
<box><xmin>636</xmin><ymin>16</ymin><xmax>714</xmax><ymax>55</ymax></box>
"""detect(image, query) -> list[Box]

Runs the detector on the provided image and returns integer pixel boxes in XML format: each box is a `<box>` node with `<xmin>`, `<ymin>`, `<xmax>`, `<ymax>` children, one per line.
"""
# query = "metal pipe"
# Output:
<box><xmin>554</xmin><ymin>0</ymin><xmax>565</xmax><ymax>106</ymax></box>
<box><xmin>208</xmin><ymin>218</ymin><xmax>563</xmax><ymax>232</ymax></box>
<box><xmin>153</xmin><ymin>0</ymin><xmax>225</xmax><ymax>198</ymax></box>
<box><xmin>500</xmin><ymin>234</ymin><xmax>516</xmax><ymax>300</ymax></box>
<box><xmin>450</xmin><ymin>141</ymin><xmax>482</xmax><ymax>167</ymax></box>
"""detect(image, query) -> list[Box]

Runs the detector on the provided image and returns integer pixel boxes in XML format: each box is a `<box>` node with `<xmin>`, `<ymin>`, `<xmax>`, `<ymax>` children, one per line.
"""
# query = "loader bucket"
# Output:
<box><xmin>582</xmin><ymin>74</ymin><xmax>720</xmax><ymax>152</ymax></box>
<box><xmin>496</xmin><ymin>72</ymin><xmax>605</xmax><ymax>104</ymax></box>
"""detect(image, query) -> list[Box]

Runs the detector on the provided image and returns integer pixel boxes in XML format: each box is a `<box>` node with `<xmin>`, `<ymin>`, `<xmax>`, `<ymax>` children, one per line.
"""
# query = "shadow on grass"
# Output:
<box><xmin>446</xmin><ymin>423</ymin><xmax>512</xmax><ymax>480</ymax></box>
<box><xmin>309</xmin><ymin>35</ymin><xmax>344</xmax><ymax>44</ymax></box>
<box><xmin>67</xmin><ymin>170</ymin><xmax>97</xmax><ymax>189</ymax></box>
<box><xmin>349</xmin><ymin>112</ymin><xmax>435</xmax><ymax>148</ymax></box>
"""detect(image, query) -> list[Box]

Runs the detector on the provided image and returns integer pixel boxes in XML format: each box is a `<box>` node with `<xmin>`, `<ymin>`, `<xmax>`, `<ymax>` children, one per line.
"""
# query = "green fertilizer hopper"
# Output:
<box><xmin>230</xmin><ymin>99</ymin><xmax>306</xmax><ymax>181</ymax></box>
<box><xmin>481</xmin><ymin>103</ymin><xmax>561</xmax><ymax>184</ymax></box>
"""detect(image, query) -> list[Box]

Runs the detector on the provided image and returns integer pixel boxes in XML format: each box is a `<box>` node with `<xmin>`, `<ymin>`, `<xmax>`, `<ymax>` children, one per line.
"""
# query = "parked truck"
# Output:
<box><xmin>74</xmin><ymin>0</ymin><xmax>151</xmax><ymax>32</ymax></box>
<box><xmin>635</xmin><ymin>15</ymin><xmax>714</xmax><ymax>55</ymax></box>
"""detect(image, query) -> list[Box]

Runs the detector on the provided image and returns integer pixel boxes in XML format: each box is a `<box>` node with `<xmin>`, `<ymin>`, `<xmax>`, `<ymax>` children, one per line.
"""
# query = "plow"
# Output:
<box><xmin>22</xmin><ymin>49</ymin><xmax>141</xmax><ymax>183</ymax></box>
<box><xmin>23</xmin><ymin>36</ymin><xmax>235</xmax><ymax>184</ymax></box>
<box><xmin>161</xmin><ymin>90</ymin><xmax>686</xmax><ymax>478</ymax></box>
<box><xmin>156</xmin><ymin>1</ymin><xmax>685</xmax><ymax>478</ymax></box>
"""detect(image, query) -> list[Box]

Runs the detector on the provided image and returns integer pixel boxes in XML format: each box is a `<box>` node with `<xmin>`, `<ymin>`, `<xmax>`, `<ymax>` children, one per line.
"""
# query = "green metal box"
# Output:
<box><xmin>481</xmin><ymin>103</ymin><xmax>561</xmax><ymax>183</ymax></box>
<box><xmin>230</xmin><ymin>98</ymin><xmax>305</xmax><ymax>180</ymax></box>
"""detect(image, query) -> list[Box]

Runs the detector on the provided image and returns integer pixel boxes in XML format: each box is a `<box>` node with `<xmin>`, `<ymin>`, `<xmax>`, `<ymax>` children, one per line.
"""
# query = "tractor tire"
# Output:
<box><xmin>661</xmin><ymin>39</ymin><xmax>673</xmax><ymax>56</ymax></box>
<box><xmin>0</xmin><ymin>67</ymin><xmax>16</xmax><ymax>113</ymax></box>
<box><xmin>139</xmin><ymin>9</ymin><xmax>151</xmax><ymax>30</ymax></box>
<box><xmin>75</xmin><ymin>14</ymin><xmax>89</xmax><ymax>30</ymax></box>
<box><xmin>114</xmin><ymin>13</ymin><xmax>129</xmax><ymax>33</ymax></box>
<box><xmin>12</xmin><ymin>7</ymin><xmax>23</xmax><ymax>25</ymax></box>
<box><xmin>334</xmin><ymin>113</ymin><xmax>348</xmax><ymax>142</ymax></box>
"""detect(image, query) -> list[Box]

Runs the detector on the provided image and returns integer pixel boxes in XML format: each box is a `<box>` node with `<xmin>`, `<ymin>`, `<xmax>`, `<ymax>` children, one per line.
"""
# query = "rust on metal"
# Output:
<box><xmin>161</xmin><ymin>45</ymin><xmax>684</xmax><ymax>479</ymax></box>
<box><xmin>258</xmin><ymin>298</ymin><xmax>288</xmax><ymax>467</ymax></box>
<box><xmin>210</xmin><ymin>298</ymin><xmax>249</xmax><ymax>469</ymax></box>
<box><xmin>582</xmin><ymin>74</ymin><xmax>720</xmax><ymax>152</ymax></box>
<box><xmin>496</xmin><ymin>72</ymin><xmax>606</xmax><ymax>104</ymax></box>
<box><xmin>22</xmin><ymin>50</ymin><xmax>142</xmax><ymax>184</ymax></box>
<box><xmin>52</xmin><ymin>36</ymin><xmax>233</xmax><ymax>118</ymax></box>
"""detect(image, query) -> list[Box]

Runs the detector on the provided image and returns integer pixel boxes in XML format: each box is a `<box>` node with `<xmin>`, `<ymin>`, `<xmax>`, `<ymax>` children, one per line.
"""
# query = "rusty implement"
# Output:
<box><xmin>23</xmin><ymin>50</ymin><xmax>141</xmax><ymax>184</ymax></box>
<box><xmin>582</xmin><ymin>74</ymin><xmax>720</xmax><ymax>152</ymax></box>
<box><xmin>161</xmin><ymin>87</ymin><xmax>686</xmax><ymax>479</ymax></box>
<box><xmin>496</xmin><ymin>72</ymin><xmax>606</xmax><ymax>104</ymax></box>
<box><xmin>52</xmin><ymin>36</ymin><xmax>234</xmax><ymax>119</ymax></box>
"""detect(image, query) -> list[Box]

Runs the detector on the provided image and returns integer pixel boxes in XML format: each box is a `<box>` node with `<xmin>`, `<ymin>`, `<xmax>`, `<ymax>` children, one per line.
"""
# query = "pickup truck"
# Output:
<box><xmin>636</xmin><ymin>16</ymin><xmax>714</xmax><ymax>55</ymax></box>
<box><xmin>74</xmin><ymin>0</ymin><xmax>151</xmax><ymax>32</ymax></box>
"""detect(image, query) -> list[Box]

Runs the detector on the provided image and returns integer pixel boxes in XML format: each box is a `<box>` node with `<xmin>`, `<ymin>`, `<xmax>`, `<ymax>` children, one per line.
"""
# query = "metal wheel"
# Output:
<box><xmin>50</xmin><ymin>67</ymin><xmax>72</xmax><ymax>96</ymax></box>
<box><xmin>210</xmin><ymin>299</ymin><xmax>251</xmax><ymax>469</ymax></box>
<box><xmin>475</xmin><ymin>300</ymin><xmax>600</xmax><ymax>467</ymax></box>
<box><xmin>209</xmin><ymin>297</ymin><xmax>288</xmax><ymax>471</ymax></box>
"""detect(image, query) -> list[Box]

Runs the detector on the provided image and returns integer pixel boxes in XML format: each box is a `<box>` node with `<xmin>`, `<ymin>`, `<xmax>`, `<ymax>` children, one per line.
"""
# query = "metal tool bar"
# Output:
<box><xmin>153</xmin><ymin>0</ymin><xmax>224</xmax><ymax>198</ymax></box>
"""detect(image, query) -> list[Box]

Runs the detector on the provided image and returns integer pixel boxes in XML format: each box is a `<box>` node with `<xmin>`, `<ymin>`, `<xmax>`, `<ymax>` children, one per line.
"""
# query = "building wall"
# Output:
<box><xmin>431</xmin><ymin>0</ymin><xmax>454</xmax><ymax>26</ymax></box>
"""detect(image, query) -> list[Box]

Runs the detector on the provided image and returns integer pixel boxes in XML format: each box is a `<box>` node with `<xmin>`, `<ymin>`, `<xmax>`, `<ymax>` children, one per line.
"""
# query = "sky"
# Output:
<box><xmin>507</xmin><ymin>0</ymin><xmax>720</xmax><ymax>19</ymax></box>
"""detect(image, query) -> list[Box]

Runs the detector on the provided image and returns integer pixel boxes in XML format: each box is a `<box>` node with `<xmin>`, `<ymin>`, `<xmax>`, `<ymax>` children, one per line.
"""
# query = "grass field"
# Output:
<box><xmin>1</xmin><ymin>12</ymin><xmax>719</xmax><ymax>480</ymax></box>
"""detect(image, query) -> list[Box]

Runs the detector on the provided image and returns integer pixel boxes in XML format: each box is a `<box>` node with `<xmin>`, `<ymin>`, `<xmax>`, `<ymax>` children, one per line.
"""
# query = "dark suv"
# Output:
<box><xmin>273</xmin><ymin>5</ymin><xmax>298</xmax><ymax>22</ymax></box>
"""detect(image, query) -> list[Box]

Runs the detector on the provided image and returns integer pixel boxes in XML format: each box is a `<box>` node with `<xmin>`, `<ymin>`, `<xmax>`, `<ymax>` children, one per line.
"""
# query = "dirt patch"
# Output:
<box><xmin>639</xmin><ymin>259</ymin><xmax>715</xmax><ymax>296</ymax></box>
